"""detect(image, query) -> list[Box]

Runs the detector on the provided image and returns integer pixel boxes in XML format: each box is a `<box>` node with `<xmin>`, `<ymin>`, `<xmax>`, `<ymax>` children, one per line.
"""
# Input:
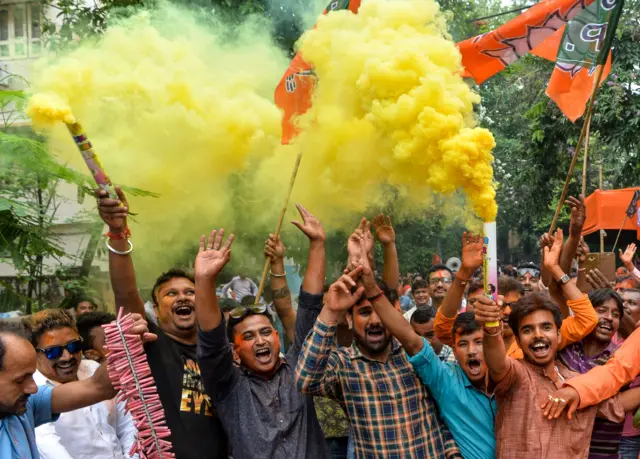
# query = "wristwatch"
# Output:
<box><xmin>558</xmin><ymin>274</ymin><xmax>571</xmax><ymax>285</ymax></box>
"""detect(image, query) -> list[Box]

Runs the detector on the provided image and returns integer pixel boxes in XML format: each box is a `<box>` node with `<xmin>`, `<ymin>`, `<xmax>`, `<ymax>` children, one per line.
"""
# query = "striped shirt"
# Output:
<box><xmin>560</xmin><ymin>340</ymin><xmax>624</xmax><ymax>459</ymax></box>
<box><xmin>296</xmin><ymin>318</ymin><xmax>461</xmax><ymax>459</ymax></box>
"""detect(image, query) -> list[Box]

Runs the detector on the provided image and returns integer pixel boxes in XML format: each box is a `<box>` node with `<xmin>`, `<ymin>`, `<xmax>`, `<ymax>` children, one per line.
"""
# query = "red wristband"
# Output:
<box><xmin>106</xmin><ymin>227</ymin><xmax>131</xmax><ymax>240</ymax></box>
<box><xmin>367</xmin><ymin>291</ymin><xmax>384</xmax><ymax>303</ymax></box>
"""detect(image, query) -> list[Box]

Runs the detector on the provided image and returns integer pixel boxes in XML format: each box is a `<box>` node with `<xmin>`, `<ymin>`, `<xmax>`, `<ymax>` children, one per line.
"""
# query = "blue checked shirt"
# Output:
<box><xmin>296</xmin><ymin>318</ymin><xmax>461</xmax><ymax>459</ymax></box>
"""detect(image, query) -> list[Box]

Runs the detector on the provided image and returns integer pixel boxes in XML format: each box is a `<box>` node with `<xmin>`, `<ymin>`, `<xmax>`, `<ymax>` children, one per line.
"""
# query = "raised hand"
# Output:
<box><xmin>356</xmin><ymin>235</ymin><xmax>378</xmax><ymax>296</ymax></box>
<box><xmin>96</xmin><ymin>186</ymin><xmax>128</xmax><ymax>233</ymax></box>
<box><xmin>586</xmin><ymin>268</ymin><xmax>612</xmax><ymax>290</ymax></box>
<box><xmin>325</xmin><ymin>268</ymin><xmax>365</xmax><ymax>313</ymax></box>
<box><xmin>620</xmin><ymin>243</ymin><xmax>637</xmax><ymax>269</ymax></box>
<box><xmin>195</xmin><ymin>229</ymin><xmax>235</xmax><ymax>280</ymax></box>
<box><xmin>264</xmin><ymin>234</ymin><xmax>285</xmax><ymax>262</ymax></box>
<box><xmin>539</xmin><ymin>233</ymin><xmax>554</xmax><ymax>251</ymax></box>
<box><xmin>373</xmin><ymin>214</ymin><xmax>395</xmax><ymax>245</ymax></box>
<box><xmin>347</xmin><ymin>218</ymin><xmax>373</xmax><ymax>266</ymax></box>
<box><xmin>461</xmin><ymin>232</ymin><xmax>483</xmax><ymax>276</ymax></box>
<box><xmin>565</xmin><ymin>195</ymin><xmax>586</xmax><ymax>238</ymax></box>
<box><xmin>542</xmin><ymin>229</ymin><xmax>564</xmax><ymax>271</ymax></box>
<box><xmin>291</xmin><ymin>204</ymin><xmax>325</xmax><ymax>242</ymax></box>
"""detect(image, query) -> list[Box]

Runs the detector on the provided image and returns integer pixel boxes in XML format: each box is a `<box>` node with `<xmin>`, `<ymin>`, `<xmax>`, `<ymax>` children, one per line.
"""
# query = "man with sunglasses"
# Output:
<box><xmin>517</xmin><ymin>262</ymin><xmax>541</xmax><ymax>293</ymax></box>
<box><xmin>195</xmin><ymin>204</ymin><xmax>330</xmax><ymax>459</ymax></box>
<box><xmin>30</xmin><ymin>309</ymin><xmax>137</xmax><ymax>459</ymax></box>
<box><xmin>0</xmin><ymin>312</ymin><xmax>153</xmax><ymax>459</ymax></box>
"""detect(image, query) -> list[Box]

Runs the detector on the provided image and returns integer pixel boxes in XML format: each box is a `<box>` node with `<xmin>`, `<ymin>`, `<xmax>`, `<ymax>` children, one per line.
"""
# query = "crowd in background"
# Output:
<box><xmin>1</xmin><ymin>187</ymin><xmax>640</xmax><ymax>459</ymax></box>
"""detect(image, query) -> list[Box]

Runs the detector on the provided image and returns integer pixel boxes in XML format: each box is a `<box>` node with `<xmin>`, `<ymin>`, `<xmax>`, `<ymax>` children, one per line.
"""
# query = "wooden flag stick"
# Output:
<box><xmin>612</xmin><ymin>215</ymin><xmax>628</xmax><ymax>253</ymax></box>
<box><xmin>549</xmin><ymin>62</ymin><xmax>607</xmax><ymax>234</ymax></box>
<box><xmin>581</xmin><ymin>117</ymin><xmax>591</xmax><ymax>197</ymax></box>
<box><xmin>254</xmin><ymin>151</ymin><xmax>303</xmax><ymax>304</ymax></box>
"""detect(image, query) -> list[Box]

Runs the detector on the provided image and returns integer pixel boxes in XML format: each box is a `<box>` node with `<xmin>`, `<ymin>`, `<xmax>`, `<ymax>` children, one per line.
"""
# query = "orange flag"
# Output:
<box><xmin>274</xmin><ymin>0</ymin><xmax>362</xmax><ymax>144</ymax></box>
<box><xmin>458</xmin><ymin>0</ymin><xmax>619</xmax><ymax>122</ymax></box>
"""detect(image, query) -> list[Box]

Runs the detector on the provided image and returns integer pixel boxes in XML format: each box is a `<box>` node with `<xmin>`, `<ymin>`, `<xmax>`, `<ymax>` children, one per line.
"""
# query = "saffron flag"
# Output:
<box><xmin>458</xmin><ymin>0</ymin><xmax>623</xmax><ymax>121</ymax></box>
<box><xmin>274</xmin><ymin>0</ymin><xmax>362</xmax><ymax>144</ymax></box>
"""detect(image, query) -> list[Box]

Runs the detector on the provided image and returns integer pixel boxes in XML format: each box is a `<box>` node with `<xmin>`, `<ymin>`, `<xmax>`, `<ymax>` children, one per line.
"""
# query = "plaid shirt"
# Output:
<box><xmin>296</xmin><ymin>318</ymin><xmax>461</xmax><ymax>459</ymax></box>
<box><xmin>439</xmin><ymin>345</ymin><xmax>456</xmax><ymax>364</ymax></box>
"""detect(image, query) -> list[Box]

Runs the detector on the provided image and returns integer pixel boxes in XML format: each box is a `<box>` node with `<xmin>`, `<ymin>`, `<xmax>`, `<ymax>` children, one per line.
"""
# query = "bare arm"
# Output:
<box><xmin>474</xmin><ymin>296</ymin><xmax>510</xmax><ymax>380</ymax></box>
<box><xmin>439</xmin><ymin>232</ymin><xmax>483</xmax><ymax>319</ymax></box>
<box><xmin>374</xmin><ymin>214</ymin><xmax>399</xmax><ymax>290</ymax></box>
<box><xmin>265</xmin><ymin>234</ymin><xmax>296</xmax><ymax>343</ymax></box>
<box><xmin>558</xmin><ymin>196</ymin><xmax>585</xmax><ymax>277</ymax></box>
<box><xmin>194</xmin><ymin>229</ymin><xmax>235</xmax><ymax>332</ymax></box>
<box><xmin>292</xmin><ymin>204</ymin><xmax>326</xmax><ymax>295</ymax></box>
<box><xmin>51</xmin><ymin>362</ymin><xmax>116</xmax><ymax>413</ymax></box>
<box><xmin>619</xmin><ymin>386</ymin><xmax>640</xmax><ymax>413</ymax></box>
<box><xmin>96</xmin><ymin>187</ymin><xmax>145</xmax><ymax>316</ymax></box>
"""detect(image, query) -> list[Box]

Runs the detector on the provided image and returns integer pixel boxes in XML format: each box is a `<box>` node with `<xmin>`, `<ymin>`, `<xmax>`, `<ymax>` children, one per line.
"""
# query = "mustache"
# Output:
<box><xmin>531</xmin><ymin>338</ymin><xmax>550</xmax><ymax>346</ymax></box>
<box><xmin>365</xmin><ymin>326</ymin><xmax>385</xmax><ymax>333</ymax></box>
<box><xmin>173</xmin><ymin>300</ymin><xmax>195</xmax><ymax>308</ymax></box>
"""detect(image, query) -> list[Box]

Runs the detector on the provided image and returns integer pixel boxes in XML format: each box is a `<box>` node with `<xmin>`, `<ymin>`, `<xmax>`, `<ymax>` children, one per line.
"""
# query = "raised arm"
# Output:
<box><xmin>544</xmin><ymin>229</ymin><xmax>598</xmax><ymax>347</ymax></box>
<box><xmin>474</xmin><ymin>295</ymin><xmax>510</xmax><ymax>381</ymax></box>
<box><xmin>346</xmin><ymin>218</ymin><xmax>374</xmax><ymax>270</ymax></box>
<box><xmin>265</xmin><ymin>234</ymin><xmax>296</xmax><ymax>343</ymax></box>
<box><xmin>296</xmin><ymin>268</ymin><xmax>364</xmax><ymax>399</ymax></box>
<box><xmin>289</xmin><ymin>204</ymin><xmax>327</xmax><ymax>359</ymax></box>
<box><xmin>434</xmin><ymin>233</ymin><xmax>482</xmax><ymax>345</ymax></box>
<box><xmin>292</xmin><ymin>203</ymin><xmax>326</xmax><ymax>295</ymax></box>
<box><xmin>194</xmin><ymin>229</ymin><xmax>235</xmax><ymax>332</ymax></box>
<box><xmin>559</xmin><ymin>196</ymin><xmax>585</xmax><ymax>276</ymax></box>
<box><xmin>96</xmin><ymin>187</ymin><xmax>145</xmax><ymax>316</ymax></box>
<box><xmin>620</xmin><ymin>243</ymin><xmax>639</xmax><ymax>282</ymax></box>
<box><xmin>373</xmin><ymin>214</ymin><xmax>399</xmax><ymax>290</ymax></box>
<box><xmin>51</xmin><ymin>314</ymin><xmax>155</xmax><ymax>413</ymax></box>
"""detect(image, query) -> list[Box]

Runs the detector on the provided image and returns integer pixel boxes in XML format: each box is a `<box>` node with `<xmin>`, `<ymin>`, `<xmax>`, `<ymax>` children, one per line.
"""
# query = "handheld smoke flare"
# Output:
<box><xmin>67</xmin><ymin>122</ymin><xmax>118</xmax><ymax>199</ymax></box>
<box><xmin>103</xmin><ymin>309</ymin><xmax>175</xmax><ymax>459</ymax></box>
<box><xmin>483</xmin><ymin>222</ymin><xmax>499</xmax><ymax>327</ymax></box>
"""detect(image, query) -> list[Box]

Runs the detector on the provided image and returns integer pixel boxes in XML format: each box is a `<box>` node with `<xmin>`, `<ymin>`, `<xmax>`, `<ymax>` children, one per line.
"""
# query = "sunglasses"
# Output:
<box><xmin>517</xmin><ymin>268</ymin><xmax>540</xmax><ymax>278</ymax></box>
<box><xmin>36</xmin><ymin>339</ymin><xmax>83</xmax><ymax>360</ymax></box>
<box><xmin>229</xmin><ymin>304</ymin><xmax>267</xmax><ymax>320</ymax></box>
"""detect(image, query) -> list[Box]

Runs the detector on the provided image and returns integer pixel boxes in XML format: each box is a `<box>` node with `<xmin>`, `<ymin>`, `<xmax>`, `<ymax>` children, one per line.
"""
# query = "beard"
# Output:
<box><xmin>352</xmin><ymin>327</ymin><xmax>392</xmax><ymax>356</ymax></box>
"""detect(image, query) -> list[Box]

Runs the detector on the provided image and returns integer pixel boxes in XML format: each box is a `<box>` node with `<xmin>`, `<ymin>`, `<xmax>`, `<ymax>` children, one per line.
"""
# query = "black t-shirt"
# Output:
<box><xmin>145</xmin><ymin>321</ymin><xmax>228</xmax><ymax>459</ymax></box>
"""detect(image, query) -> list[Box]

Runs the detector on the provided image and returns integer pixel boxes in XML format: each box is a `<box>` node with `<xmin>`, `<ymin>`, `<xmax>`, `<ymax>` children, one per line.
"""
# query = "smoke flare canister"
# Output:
<box><xmin>66</xmin><ymin>122</ymin><xmax>118</xmax><ymax>199</ymax></box>
<box><xmin>483</xmin><ymin>222</ymin><xmax>499</xmax><ymax>327</ymax></box>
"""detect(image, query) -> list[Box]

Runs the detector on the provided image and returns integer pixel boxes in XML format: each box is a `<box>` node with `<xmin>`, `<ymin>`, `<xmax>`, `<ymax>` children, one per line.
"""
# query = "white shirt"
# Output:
<box><xmin>221</xmin><ymin>276</ymin><xmax>259</xmax><ymax>302</ymax></box>
<box><xmin>34</xmin><ymin>359</ymin><xmax>138</xmax><ymax>459</ymax></box>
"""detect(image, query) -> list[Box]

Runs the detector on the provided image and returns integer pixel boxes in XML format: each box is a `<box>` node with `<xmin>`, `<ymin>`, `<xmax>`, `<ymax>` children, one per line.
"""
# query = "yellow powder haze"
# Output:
<box><xmin>280</xmin><ymin>0</ymin><xmax>497</xmax><ymax>224</ymax></box>
<box><xmin>26</xmin><ymin>0</ymin><xmax>496</xmax><ymax>280</ymax></box>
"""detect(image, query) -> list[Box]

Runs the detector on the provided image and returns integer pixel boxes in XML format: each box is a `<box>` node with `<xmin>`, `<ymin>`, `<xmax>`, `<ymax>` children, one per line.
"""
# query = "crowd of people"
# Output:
<box><xmin>1</xmin><ymin>186</ymin><xmax>640</xmax><ymax>459</ymax></box>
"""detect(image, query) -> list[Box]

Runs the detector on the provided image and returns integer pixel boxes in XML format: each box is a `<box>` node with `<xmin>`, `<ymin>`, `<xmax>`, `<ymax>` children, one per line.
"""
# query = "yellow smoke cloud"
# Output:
<box><xmin>26</xmin><ymin>0</ymin><xmax>496</xmax><ymax>282</ymax></box>
<box><xmin>285</xmin><ymin>0</ymin><xmax>497</xmax><ymax>223</ymax></box>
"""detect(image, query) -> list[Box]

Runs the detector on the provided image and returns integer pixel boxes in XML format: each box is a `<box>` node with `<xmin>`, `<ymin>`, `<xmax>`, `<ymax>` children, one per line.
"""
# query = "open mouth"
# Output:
<box><xmin>529</xmin><ymin>341</ymin><xmax>551</xmax><ymax>358</ymax></box>
<box><xmin>366</xmin><ymin>328</ymin><xmax>385</xmax><ymax>343</ymax></box>
<box><xmin>597</xmin><ymin>322</ymin><xmax>613</xmax><ymax>334</ymax></box>
<box><xmin>56</xmin><ymin>361</ymin><xmax>76</xmax><ymax>372</ymax></box>
<box><xmin>173</xmin><ymin>304</ymin><xmax>194</xmax><ymax>317</ymax></box>
<box><xmin>255</xmin><ymin>348</ymin><xmax>272</xmax><ymax>364</ymax></box>
<box><xmin>466</xmin><ymin>358</ymin><xmax>482</xmax><ymax>376</ymax></box>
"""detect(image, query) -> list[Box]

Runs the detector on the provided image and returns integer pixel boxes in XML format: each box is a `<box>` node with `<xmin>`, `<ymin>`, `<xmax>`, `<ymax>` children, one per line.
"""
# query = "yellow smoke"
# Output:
<box><xmin>26</xmin><ymin>0</ymin><xmax>496</xmax><ymax>282</ymax></box>
<box><xmin>284</xmin><ymin>0</ymin><xmax>497</xmax><ymax>223</ymax></box>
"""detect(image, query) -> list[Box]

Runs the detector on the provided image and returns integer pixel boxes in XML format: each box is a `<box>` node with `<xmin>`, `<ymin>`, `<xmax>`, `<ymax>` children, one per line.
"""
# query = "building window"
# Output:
<box><xmin>0</xmin><ymin>3</ymin><xmax>42</xmax><ymax>59</ymax></box>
